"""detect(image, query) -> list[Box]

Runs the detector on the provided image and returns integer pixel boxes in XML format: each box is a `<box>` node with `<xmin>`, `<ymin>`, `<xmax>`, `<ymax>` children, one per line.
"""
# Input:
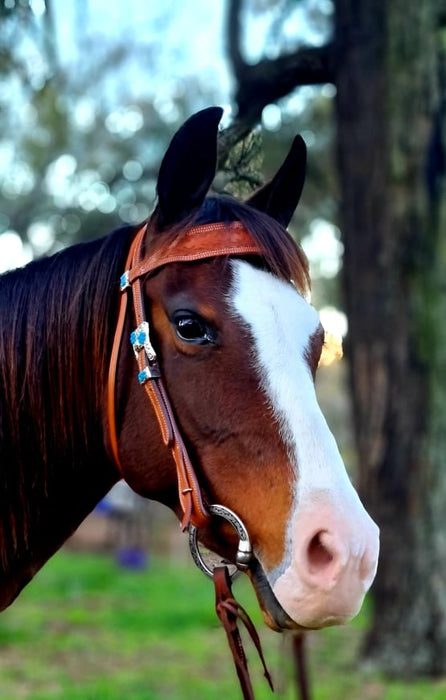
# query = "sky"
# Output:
<box><xmin>53</xmin><ymin>0</ymin><xmax>232</xmax><ymax>104</ymax></box>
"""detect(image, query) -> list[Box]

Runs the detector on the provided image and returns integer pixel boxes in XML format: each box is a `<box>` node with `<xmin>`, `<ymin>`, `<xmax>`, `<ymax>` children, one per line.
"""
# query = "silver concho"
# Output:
<box><xmin>188</xmin><ymin>504</ymin><xmax>253</xmax><ymax>581</ymax></box>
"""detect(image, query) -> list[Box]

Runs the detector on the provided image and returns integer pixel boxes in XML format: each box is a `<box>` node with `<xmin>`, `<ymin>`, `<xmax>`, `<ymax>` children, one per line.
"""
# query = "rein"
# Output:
<box><xmin>107</xmin><ymin>221</ymin><xmax>274</xmax><ymax>698</ymax></box>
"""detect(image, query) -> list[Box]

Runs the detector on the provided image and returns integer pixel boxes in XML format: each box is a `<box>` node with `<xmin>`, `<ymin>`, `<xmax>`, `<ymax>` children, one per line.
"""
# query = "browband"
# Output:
<box><xmin>120</xmin><ymin>221</ymin><xmax>264</xmax><ymax>288</ymax></box>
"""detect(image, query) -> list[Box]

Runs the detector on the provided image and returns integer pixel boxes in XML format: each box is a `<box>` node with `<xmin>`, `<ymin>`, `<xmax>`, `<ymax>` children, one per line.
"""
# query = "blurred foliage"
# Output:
<box><xmin>0</xmin><ymin>0</ymin><xmax>340</xmax><ymax>313</ymax></box>
<box><xmin>0</xmin><ymin>1</ymin><xmax>226</xmax><ymax>253</ymax></box>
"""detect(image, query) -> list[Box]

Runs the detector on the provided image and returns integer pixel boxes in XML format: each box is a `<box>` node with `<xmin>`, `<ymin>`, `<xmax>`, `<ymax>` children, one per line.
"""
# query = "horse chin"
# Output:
<box><xmin>248</xmin><ymin>558</ymin><xmax>305</xmax><ymax>632</ymax></box>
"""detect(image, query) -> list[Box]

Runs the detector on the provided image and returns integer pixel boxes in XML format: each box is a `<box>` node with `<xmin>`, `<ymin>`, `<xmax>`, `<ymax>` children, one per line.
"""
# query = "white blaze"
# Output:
<box><xmin>229</xmin><ymin>260</ymin><xmax>379</xmax><ymax>627</ymax></box>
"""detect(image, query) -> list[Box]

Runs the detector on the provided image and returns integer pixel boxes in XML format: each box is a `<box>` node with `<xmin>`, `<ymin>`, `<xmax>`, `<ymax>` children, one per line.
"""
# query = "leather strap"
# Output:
<box><xmin>214</xmin><ymin>566</ymin><xmax>274</xmax><ymax>700</ymax></box>
<box><xmin>128</xmin><ymin>222</ymin><xmax>263</xmax><ymax>284</ymax></box>
<box><xmin>107</xmin><ymin>221</ymin><xmax>264</xmax><ymax>531</ymax></box>
<box><xmin>107</xmin><ymin>234</ymin><xmax>139</xmax><ymax>473</ymax></box>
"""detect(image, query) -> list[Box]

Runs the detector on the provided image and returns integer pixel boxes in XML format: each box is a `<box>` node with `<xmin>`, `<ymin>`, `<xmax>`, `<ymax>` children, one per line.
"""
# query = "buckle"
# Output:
<box><xmin>130</xmin><ymin>322</ymin><xmax>161</xmax><ymax>381</ymax></box>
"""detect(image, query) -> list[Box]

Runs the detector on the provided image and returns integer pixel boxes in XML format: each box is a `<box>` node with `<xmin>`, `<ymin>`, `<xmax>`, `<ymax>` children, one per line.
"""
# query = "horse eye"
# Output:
<box><xmin>172</xmin><ymin>312</ymin><xmax>214</xmax><ymax>344</ymax></box>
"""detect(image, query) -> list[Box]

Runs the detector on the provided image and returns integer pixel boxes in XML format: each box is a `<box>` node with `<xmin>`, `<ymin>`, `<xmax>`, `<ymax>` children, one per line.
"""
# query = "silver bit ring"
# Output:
<box><xmin>188</xmin><ymin>504</ymin><xmax>252</xmax><ymax>580</ymax></box>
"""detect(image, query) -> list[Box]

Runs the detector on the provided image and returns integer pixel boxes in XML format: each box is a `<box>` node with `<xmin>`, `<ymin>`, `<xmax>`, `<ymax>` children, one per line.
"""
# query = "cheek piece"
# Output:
<box><xmin>107</xmin><ymin>221</ymin><xmax>274</xmax><ymax>699</ymax></box>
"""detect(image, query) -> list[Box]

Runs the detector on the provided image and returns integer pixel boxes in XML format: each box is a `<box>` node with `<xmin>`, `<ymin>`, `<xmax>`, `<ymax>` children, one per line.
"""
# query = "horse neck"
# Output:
<box><xmin>0</xmin><ymin>229</ymin><xmax>130</xmax><ymax>609</ymax></box>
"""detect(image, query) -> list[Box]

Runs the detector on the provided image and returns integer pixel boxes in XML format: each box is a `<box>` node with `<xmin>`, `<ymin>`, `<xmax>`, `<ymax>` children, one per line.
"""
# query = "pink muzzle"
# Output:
<box><xmin>272</xmin><ymin>489</ymin><xmax>379</xmax><ymax>629</ymax></box>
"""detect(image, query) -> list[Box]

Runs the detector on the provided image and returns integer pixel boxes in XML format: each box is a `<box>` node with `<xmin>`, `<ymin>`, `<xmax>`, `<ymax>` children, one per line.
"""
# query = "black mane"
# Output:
<box><xmin>0</xmin><ymin>225</ymin><xmax>133</xmax><ymax>566</ymax></box>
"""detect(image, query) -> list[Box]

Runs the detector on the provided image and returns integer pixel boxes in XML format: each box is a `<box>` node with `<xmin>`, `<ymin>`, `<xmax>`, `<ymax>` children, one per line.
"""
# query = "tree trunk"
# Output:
<box><xmin>334</xmin><ymin>0</ymin><xmax>446</xmax><ymax>674</ymax></box>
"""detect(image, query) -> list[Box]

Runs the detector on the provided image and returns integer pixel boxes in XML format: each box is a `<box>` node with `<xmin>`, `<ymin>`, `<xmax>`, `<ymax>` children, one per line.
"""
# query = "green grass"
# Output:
<box><xmin>1</xmin><ymin>550</ymin><xmax>446</xmax><ymax>699</ymax></box>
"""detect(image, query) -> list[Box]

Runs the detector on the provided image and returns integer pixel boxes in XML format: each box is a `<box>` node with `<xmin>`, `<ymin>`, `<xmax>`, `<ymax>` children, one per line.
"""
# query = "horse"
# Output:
<box><xmin>0</xmin><ymin>107</ymin><xmax>379</xmax><ymax>638</ymax></box>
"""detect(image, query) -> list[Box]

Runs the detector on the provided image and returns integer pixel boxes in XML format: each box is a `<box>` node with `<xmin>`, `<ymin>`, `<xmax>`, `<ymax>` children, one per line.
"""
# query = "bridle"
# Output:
<box><xmin>107</xmin><ymin>220</ymin><xmax>274</xmax><ymax>699</ymax></box>
<box><xmin>107</xmin><ymin>220</ymin><xmax>263</xmax><ymax>531</ymax></box>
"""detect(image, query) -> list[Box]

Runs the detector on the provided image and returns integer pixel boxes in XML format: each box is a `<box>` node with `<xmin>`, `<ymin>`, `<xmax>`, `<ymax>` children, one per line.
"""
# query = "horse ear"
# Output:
<box><xmin>246</xmin><ymin>135</ymin><xmax>307</xmax><ymax>227</ymax></box>
<box><xmin>155</xmin><ymin>106</ymin><xmax>223</xmax><ymax>229</ymax></box>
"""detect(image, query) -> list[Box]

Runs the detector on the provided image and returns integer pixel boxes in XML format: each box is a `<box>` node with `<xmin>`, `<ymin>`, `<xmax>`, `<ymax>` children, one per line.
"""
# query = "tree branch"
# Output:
<box><xmin>227</xmin><ymin>0</ymin><xmax>245</xmax><ymax>75</ymax></box>
<box><xmin>225</xmin><ymin>0</ymin><xmax>335</xmax><ymax>126</ymax></box>
<box><xmin>217</xmin><ymin>118</ymin><xmax>255</xmax><ymax>166</ymax></box>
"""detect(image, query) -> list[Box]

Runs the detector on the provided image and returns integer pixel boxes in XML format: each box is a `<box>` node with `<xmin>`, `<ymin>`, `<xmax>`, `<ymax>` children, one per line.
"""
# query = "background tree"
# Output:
<box><xmin>225</xmin><ymin>0</ymin><xmax>446</xmax><ymax>675</ymax></box>
<box><xmin>334</xmin><ymin>0</ymin><xmax>446</xmax><ymax>674</ymax></box>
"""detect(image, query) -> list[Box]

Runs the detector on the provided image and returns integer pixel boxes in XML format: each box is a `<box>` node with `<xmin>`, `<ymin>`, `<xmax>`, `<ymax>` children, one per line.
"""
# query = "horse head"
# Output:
<box><xmin>114</xmin><ymin>107</ymin><xmax>379</xmax><ymax>631</ymax></box>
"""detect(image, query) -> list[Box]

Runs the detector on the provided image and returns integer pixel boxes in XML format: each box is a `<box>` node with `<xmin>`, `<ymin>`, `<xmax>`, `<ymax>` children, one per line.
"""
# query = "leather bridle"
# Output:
<box><xmin>107</xmin><ymin>220</ymin><xmax>263</xmax><ymax>530</ymax></box>
<box><xmin>106</xmin><ymin>220</ymin><xmax>274</xmax><ymax>699</ymax></box>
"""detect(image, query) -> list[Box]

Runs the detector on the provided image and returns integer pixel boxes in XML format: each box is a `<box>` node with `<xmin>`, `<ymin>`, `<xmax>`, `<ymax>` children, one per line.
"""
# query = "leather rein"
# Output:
<box><xmin>107</xmin><ymin>221</ymin><xmax>274</xmax><ymax>699</ymax></box>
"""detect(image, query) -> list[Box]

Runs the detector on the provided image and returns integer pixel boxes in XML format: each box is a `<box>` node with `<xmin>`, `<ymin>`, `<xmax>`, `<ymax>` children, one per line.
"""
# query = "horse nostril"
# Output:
<box><xmin>306</xmin><ymin>530</ymin><xmax>334</xmax><ymax>574</ymax></box>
